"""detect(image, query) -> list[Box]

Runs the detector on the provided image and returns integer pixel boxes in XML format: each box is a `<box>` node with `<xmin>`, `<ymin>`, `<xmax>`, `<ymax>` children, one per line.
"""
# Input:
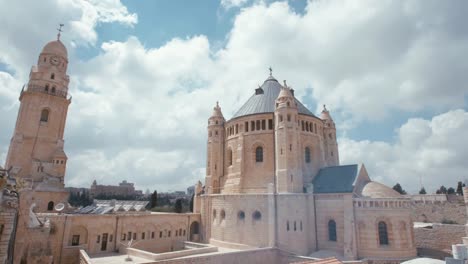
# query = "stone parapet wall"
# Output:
<box><xmin>414</xmin><ymin>223</ymin><xmax>465</xmax><ymax>251</ymax></box>
<box><xmin>143</xmin><ymin>247</ymin><xmax>281</xmax><ymax>264</ymax></box>
<box><xmin>410</xmin><ymin>200</ymin><xmax>466</xmax><ymax>224</ymax></box>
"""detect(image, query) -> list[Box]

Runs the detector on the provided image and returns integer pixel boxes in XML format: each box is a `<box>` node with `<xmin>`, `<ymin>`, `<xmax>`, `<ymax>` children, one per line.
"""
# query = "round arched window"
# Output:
<box><xmin>253</xmin><ymin>210</ymin><xmax>261</xmax><ymax>220</ymax></box>
<box><xmin>238</xmin><ymin>211</ymin><xmax>245</xmax><ymax>220</ymax></box>
<box><xmin>213</xmin><ymin>209</ymin><xmax>217</xmax><ymax>219</ymax></box>
<box><xmin>255</xmin><ymin>146</ymin><xmax>263</xmax><ymax>162</ymax></box>
<box><xmin>220</xmin><ymin>210</ymin><xmax>226</xmax><ymax>220</ymax></box>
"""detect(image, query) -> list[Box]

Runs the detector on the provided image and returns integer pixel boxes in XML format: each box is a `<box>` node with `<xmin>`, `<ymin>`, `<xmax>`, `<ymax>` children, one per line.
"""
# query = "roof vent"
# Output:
<box><xmin>255</xmin><ymin>87</ymin><xmax>264</xmax><ymax>95</ymax></box>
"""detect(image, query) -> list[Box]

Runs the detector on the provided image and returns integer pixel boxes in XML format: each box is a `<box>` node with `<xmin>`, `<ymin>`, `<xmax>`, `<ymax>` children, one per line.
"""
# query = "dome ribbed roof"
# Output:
<box><xmin>361</xmin><ymin>181</ymin><xmax>401</xmax><ymax>198</ymax></box>
<box><xmin>231</xmin><ymin>75</ymin><xmax>315</xmax><ymax>120</ymax></box>
<box><xmin>41</xmin><ymin>40</ymin><xmax>68</xmax><ymax>58</ymax></box>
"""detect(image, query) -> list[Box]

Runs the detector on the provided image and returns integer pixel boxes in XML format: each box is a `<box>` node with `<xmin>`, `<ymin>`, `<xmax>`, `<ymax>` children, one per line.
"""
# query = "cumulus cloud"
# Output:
<box><xmin>220</xmin><ymin>0</ymin><xmax>250</xmax><ymax>9</ymax></box>
<box><xmin>1</xmin><ymin>0</ymin><xmax>467</xmax><ymax>191</ymax></box>
<box><xmin>0</xmin><ymin>0</ymin><xmax>137</xmax><ymax>79</ymax></box>
<box><xmin>340</xmin><ymin>109</ymin><xmax>468</xmax><ymax>194</ymax></box>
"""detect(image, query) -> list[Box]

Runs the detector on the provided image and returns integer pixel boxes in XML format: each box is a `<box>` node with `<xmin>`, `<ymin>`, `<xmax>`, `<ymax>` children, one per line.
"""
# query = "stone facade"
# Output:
<box><xmin>195</xmin><ymin>73</ymin><xmax>417</xmax><ymax>261</ymax></box>
<box><xmin>414</xmin><ymin>223</ymin><xmax>465</xmax><ymax>252</ymax></box>
<box><xmin>410</xmin><ymin>196</ymin><xmax>466</xmax><ymax>224</ymax></box>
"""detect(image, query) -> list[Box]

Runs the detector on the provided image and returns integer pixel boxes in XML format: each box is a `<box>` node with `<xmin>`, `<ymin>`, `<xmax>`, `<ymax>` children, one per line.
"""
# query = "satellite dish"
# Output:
<box><xmin>55</xmin><ymin>203</ymin><xmax>65</xmax><ymax>212</ymax></box>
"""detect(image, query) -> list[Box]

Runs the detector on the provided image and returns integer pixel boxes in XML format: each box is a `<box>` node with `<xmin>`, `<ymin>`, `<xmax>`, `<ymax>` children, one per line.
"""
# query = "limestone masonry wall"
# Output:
<box><xmin>414</xmin><ymin>223</ymin><xmax>465</xmax><ymax>251</ymax></box>
<box><xmin>410</xmin><ymin>199</ymin><xmax>466</xmax><ymax>224</ymax></box>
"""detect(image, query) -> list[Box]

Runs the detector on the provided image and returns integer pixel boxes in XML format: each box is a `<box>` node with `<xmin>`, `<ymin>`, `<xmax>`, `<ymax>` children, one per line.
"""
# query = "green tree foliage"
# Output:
<box><xmin>146</xmin><ymin>190</ymin><xmax>159</xmax><ymax>209</ymax></box>
<box><xmin>419</xmin><ymin>187</ymin><xmax>427</xmax><ymax>194</ymax></box>
<box><xmin>392</xmin><ymin>183</ymin><xmax>407</xmax><ymax>195</ymax></box>
<box><xmin>68</xmin><ymin>191</ymin><xmax>93</xmax><ymax>207</ymax></box>
<box><xmin>174</xmin><ymin>198</ymin><xmax>183</xmax><ymax>213</ymax></box>
<box><xmin>447</xmin><ymin>187</ymin><xmax>455</xmax><ymax>194</ymax></box>
<box><xmin>436</xmin><ymin>185</ymin><xmax>448</xmax><ymax>194</ymax></box>
<box><xmin>456</xmin><ymin>181</ymin><xmax>464</xmax><ymax>196</ymax></box>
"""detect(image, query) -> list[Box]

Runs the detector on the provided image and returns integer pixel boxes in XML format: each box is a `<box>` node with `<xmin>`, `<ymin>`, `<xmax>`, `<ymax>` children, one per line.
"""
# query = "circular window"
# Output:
<box><xmin>253</xmin><ymin>210</ymin><xmax>261</xmax><ymax>220</ymax></box>
<box><xmin>238</xmin><ymin>211</ymin><xmax>245</xmax><ymax>220</ymax></box>
<box><xmin>213</xmin><ymin>209</ymin><xmax>217</xmax><ymax>218</ymax></box>
<box><xmin>220</xmin><ymin>210</ymin><xmax>226</xmax><ymax>220</ymax></box>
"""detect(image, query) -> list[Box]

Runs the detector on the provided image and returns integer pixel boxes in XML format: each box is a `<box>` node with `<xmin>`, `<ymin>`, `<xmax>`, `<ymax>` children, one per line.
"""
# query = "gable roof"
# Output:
<box><xmin>312</xmin><ymin>164</ymin><xmax>359</xmax><ymax>194</ymax></box>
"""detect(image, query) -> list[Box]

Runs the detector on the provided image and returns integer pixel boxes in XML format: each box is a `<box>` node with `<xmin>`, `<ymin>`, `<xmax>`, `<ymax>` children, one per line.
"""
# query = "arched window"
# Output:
<box><xmin>253</xmin><ymin>211</ymin><xmax>261</xmax><ymax>221</ymax></box>
<box><xmin>328</xmin><ymin>220</ymin><xmax>337</xmax><ymax>241</ymax></box>
<box><xmin>238</xmin><ymin>211</ymin><xmax>245</xmax><ymax>220</ymax></box>
<box><xmin>45</xmin><ymin>84</ymin><xmax>49</xmax><ymax>92</ymax></box>
<box><xmin>220</xmin><ymin>210</ymin><xmax>226</xmax><ymax>220</ymax></box>
<box><xmin>287</xmin><ymin>221</ymin><xmax>290</xmax><ymax>231</ymax></box>
<box><xmin>305</xmin><ymin>147</ymin><xmax>311</xmax><ymax>163</ymax></box>
<box><xmin>227</xmin><ymin>148</ymin><xmax>232</xmax><ymax>166</ymax></box>
<box><xmin>378</xmin><ymin>221</ymin><xmax>389</xmax><ymax>245</ymax></box>
<box><xmin>255</xmin><ymin>146</ymin><xmax>263</xmax><ymax>162</ymax></box>
<box><xmin>51</xmin><ymin>86</ymin><xmax>56</xmax><ymax>93</ymax></box>
<box><xmin>40</xmin><ymin>109</ymin><xmax>49</xmax><ymax>122</ymax></box>
<box><xmin>47</xmin><ymin>201</ymin><xmax>54</xmax><ymax>211</ymax></box>
<box><xmin>51</xmin><ymin>73</ymin><xmax>55</xmax><ymax>79</ymax></box>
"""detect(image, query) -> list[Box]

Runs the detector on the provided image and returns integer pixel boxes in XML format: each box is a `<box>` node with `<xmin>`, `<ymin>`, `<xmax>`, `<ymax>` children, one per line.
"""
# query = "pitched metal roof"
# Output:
<box><xmin>74</xmin><ymin>200</ymin><xmax>149</xmax><ymax>214</ymax></box>
<box><xmin>230</xmin><ymin>75</ymin><xmax>315</xmax><ymax>120</ymax></box>
<box><xmin>312</xmin><ymin>164</ymin><xmax>359</xmax><ymax>194</ymax></box>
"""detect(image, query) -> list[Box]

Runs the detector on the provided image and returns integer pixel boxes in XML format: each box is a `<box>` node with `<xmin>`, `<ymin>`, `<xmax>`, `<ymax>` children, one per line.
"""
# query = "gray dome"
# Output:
<box><xmin>231</xmin><ymin>75</ymin><xmax>315</xmax><ymax>120</ymax></box>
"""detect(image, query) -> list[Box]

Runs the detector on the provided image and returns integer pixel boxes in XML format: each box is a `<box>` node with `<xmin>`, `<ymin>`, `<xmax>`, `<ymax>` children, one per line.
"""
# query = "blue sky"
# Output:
<box><xmin>0</xmin><ymin>0</ymin><xmax>467</xmax><ymax>193</ymax></box>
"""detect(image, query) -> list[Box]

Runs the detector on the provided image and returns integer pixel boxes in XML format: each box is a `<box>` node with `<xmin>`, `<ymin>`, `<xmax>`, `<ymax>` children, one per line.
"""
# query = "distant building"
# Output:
<box><xmin>90</xmin><ymin>180</ymin><xmax>143</xmax><ymax>198</ymax></box>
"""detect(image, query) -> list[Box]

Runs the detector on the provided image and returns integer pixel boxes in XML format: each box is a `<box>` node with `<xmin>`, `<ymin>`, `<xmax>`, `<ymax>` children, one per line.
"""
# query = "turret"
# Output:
<box><xmin>206</xmin><ymin>102</ymin><xmax>225</xmax><ymax>194</ymax></box>
<box><xmin>321</xmin><ymin>105</ymin><xmax>339</xmax><ymax>166</ymax></box>
<box><xmin>274</xmin><ymin>81</ymin><xmax>303</xmax><ymax>193</ymax></box>
<box><xmin>193</xmin><ymin>181</ymin><xmax>203</xmax><ymax>213</ymax></box>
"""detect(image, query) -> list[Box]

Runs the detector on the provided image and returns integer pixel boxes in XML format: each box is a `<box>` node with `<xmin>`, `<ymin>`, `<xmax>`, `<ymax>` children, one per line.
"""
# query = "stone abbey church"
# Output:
<box><xmin>0</xmin><ymin>34</ymin><xmax>416</xmax><ymax>263</ymax></box>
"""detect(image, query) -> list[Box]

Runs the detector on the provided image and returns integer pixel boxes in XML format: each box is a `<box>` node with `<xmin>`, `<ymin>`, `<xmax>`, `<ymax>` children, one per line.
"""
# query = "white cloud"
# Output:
<box><xmin>0</xmin><ymin>0</ymin><xmax>137</xmax><ymax>80</ymax></box>
<box><xmin>339</xmin><ymin>109</ymin><xmax>468</xmax><ymax>194</ymax></box>
<box><xmin>1</xmin><ymin>0</ymin><xmax>467</xmax><ymax>191</ymax></box>
<box><xmin>220</xmin><ymin>0</ymin><xmax>250</xmax><ymax>9</ymax></box>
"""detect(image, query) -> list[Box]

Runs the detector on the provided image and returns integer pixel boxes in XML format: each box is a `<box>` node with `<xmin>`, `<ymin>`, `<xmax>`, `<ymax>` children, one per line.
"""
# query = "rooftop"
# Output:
<box><xmin>230</xmin><ymin>75</ymin><xmax>315</xmax><ymax>120</ymax></box>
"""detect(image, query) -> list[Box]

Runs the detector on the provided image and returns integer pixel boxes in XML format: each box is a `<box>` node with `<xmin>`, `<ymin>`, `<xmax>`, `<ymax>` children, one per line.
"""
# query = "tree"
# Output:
<box><xmin>174</xmin><ymin>198</ymin><xmax>183</xmax><ymax>213</ymax></box>
<box><xmin>392</xmin><ymin>183</ymin><xmax>407</xmax><ymax>195</ymax></box>
<box><xmin>419</xmin><ymin>187</ymin><xmax>427</xmax><ymax>194</ymax></box>
<box><xmin>456</xmin><ymin>181</ymin><xmax>464</xmax><ymax>196</ymax></box>
<box><xmin>447</xmin><ymin>187</ymin><xmax>455</xmax><ymax>195</ymax></box>
<box><xmin>147</xmin><ymin>190</ymin><xmax>158</xmax><ymax>209</ymax></box>
<box><xmin>189</xmin><ymin>194</ymin><xmax>194</xmax><ymax>212</ymax></box>
<box><xmin>437</xmin><ymin>185</ymin><xmax>448</xmax><ymax>194</ymax></box>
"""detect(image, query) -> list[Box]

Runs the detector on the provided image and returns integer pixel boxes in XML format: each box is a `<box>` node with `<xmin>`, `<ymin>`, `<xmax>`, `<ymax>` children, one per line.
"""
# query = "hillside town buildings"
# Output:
<box><xmin>0</xmin><ymin>31</ymin><xmax>452</xmax><ymax>263</ymax></box>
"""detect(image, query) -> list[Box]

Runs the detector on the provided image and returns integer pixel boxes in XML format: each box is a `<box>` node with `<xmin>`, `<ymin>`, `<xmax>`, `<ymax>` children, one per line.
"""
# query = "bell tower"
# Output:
<box><xmin>4</xmin><ymin>29</ymin><xmax>71</xmax><ymax>212</ymax></box>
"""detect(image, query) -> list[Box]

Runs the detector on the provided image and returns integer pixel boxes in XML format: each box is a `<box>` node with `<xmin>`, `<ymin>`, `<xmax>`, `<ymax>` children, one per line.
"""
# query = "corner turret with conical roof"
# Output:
<box><xmin>206</xmin><ymin>102</ymin><xmax>225</xmax><ymax>194</ymax></box>
<box><xmin>321</xmin><ymin>105</ymin><xmax>339</xmax><ymax>166</ymax></box>
<box><xmin>275</xmin><ymin>80</ymin><xmax>303</xmax><ymax>193</ymax></box>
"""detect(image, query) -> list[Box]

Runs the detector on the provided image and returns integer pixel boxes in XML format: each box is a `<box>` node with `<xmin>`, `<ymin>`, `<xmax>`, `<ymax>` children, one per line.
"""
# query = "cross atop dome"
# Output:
<box><xmin>269</xmin><ymin>66</ymin><xmax>273</xmax><ymax>76</ymax></box>
<box><xmin>57</xmin><ymin>23</ymin><xmax>64</xmax><ymax>40</ymax></box>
